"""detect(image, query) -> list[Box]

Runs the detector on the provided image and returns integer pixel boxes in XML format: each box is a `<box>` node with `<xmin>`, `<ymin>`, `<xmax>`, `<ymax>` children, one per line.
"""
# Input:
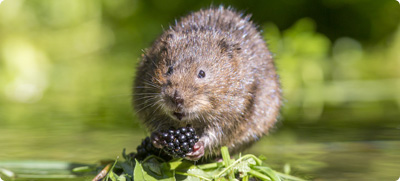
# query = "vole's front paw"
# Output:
<box><xmin>150</xmin><ymin>132</ymin><xmax>164</xmax><ymax>149</ymax></box>
<box><xmin>185</xmin><ymin>141</ymin><xmax>204</xmax><ymax>161</ymax></box>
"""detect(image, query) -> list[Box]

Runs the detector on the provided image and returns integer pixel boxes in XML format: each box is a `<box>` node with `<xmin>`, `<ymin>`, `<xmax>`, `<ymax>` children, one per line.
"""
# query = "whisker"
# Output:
<box><xmin>135</xmin><ymin>101</ymin><xmax>151</xmax><ymax>109</ymax></box>
<box><xmin>107</xmin><ymin>94</ymin><xmax>135</xmax><ymax>97</ymax></box>
<box><xmin>134</xmin><ymin>105</ymin><xmax>150</xmax><ymax>114</ymax></box>
<box><xmin>134</xmin><ymin>86</ymin><xmax>151</xmax><ymax>89</ymax></box>
<box><xmin>143</xmin><ymin>53</ymin><xmax>158</xmax><ymax>67</ymax></box>
<box><xmin>142</xmin><ymin>81</ymin><xmax>161</xmax><ymax>89</ymax></box>
<box><xmin>133</xmin><ymin>95</ymin><xmax>158</xmax><ymax>102</ymax></box>
<box><xmin>146</xmin><ymin>73</ymin><xmax>163</xmax><ymax>85</ymax></box>
<box><xmin>132</xmin><ymin>93</ymin><xmax>159</xmax><ymax>96</ymax></box>
<box><xmin>147</xmin><ymin>99</ymin><xmax>163</xmax><ymax>111</ymax></box>
<box><xmin>139</xmin><ymin>83</ymin><xmax>159</xmax><ymax>90</ymax></box>
<box><xmin>134</xmin><ymin>98</ymin><xmax>161</xmax><ymax>114</ymax></box>
<box><xmin>151</xmin><ymin>102</ymin><xmax>163</xmax><ymax>115</ymax></box>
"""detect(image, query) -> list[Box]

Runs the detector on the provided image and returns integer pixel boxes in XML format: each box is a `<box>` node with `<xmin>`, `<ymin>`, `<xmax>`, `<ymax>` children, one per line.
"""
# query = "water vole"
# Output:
<box><xmin>133</xmin><ymin>6</ymin><xmax>281</xmax><ymax>160</ymax></box>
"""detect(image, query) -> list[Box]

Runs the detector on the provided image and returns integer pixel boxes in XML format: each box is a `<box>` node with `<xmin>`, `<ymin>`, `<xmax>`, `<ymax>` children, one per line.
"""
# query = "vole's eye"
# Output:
<box><xmin>198</xmin><ymin>70</ymin><xmax>206</xmax><ymax>78</ymax></box>
<box><xmin>166</xmin><ymin>66</ymin><xmax>173</xmax><ymax>75</ymax></box>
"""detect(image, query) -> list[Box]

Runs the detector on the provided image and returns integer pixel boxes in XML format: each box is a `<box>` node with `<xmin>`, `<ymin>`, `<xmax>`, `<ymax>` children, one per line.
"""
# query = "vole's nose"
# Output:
<box><xmin>173</xmin><ymin>90</ymin><xmax>184</xmax><ymax>108</ymax></box>
<box><xmin>165</xmin><ymin>89</ymin><xmax>184</xmax><ymax>108</ymax></box>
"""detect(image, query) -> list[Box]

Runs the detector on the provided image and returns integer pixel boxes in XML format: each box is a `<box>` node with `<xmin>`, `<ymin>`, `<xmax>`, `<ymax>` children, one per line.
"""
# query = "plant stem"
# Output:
<box><xmin>221</xmin><ymin>147</ymin><xmax>235</xmax><ymax>180</ymax></box>
<box><xmin>248</xmin><ymin>170</ymin><xmax>272</xmax><ymax>181</ymax></box>
<box><xmin>214</xmin><ymin>154</ymin><xmax>262</xmax><ymax>179</ymax></box>
<box><xmin>175</xmin><ymin>171</ymin><xmax>212</xmax><ymax>181</ymax></box>
<box><xmin>196</xmin><ymin>162</ymin><xmax>224</xmax><ymax>170</ymax></box>
<box><xmin>105</xmin><ymin>158</ymin><xmax>118</xmax><ymax>181</ymax></box>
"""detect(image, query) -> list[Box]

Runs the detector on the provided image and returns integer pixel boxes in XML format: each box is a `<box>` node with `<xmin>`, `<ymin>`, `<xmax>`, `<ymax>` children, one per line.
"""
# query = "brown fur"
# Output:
<box><xmin>133</xmin><ymin>6</ymin><xmax>281</xmax><ymax>158</ymax></box>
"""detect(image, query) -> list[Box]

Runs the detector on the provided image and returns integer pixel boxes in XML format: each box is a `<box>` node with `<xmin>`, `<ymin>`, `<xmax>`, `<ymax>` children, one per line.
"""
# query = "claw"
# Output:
<box><xmin>185</xmin><ymin>141</ymin><xmax>204</xmax><ymax>161</ymax></box>
<box><xmin>150</xmin><ymin>132</ymin><xmax>164</xmax><ymax>149</ymax></box>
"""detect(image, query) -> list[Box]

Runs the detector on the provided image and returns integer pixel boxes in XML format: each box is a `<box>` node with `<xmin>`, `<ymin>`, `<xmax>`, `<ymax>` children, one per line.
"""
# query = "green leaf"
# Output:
<box><xmin>106</xmin><ymin>159</ymin><xmax>120</xmax><ymax>181</ymax></box>
<box><xmin>108</xmin><ymin>171</ymin><xmax>119</xmax><ymax>181</ymax></box>
<box><xmin>252</xmin><ymin>166</ymin><xmax>281</xmax><ymax>181</ymax></box>
<box><xmin>135</xmin><ymin>158</ymin><xmax>175</xmax><ymax>181</ymax></box>
<box><xmin>168</xmin><ymin>159</ymin><xmax>184</xmax><ymax>170</ymax></box>
<box><xmin>169</xmin><ymin>160</ymin><xmax>197</xmax><ymax>172</ymax></box>
<box><xmin>258</xmin><ymin>155</ymin><xmax>267</xmax><ymax>161</ymax></box>
<box><xmin>122</xmin><ymin>148</ymin><xmax>127</xmax><ymax>159</ymax></box>
<box><xmin>133</xmin><ymin>159</ymin><xmax>147</xmax><ymax>181</ymax></box>
<box><xmin>248</xmin><ymin>169</ymin><xmax>272</xmax><ymax>181</ymax></box>
<box><xmin>146</xmin><ymin>162</ymin><xmax>162</xmax><ymax>176</ymax></box>
<box><xmin>119</xmin><ymin>162</ymin><xmax>134</xmax><ymax>177</ymax></box>
<box><xmin>118</xmin><ymin>174</ymin><xmax>127</xmax><ymax>181</ymax></box>
<box><xmin>194</xmin><ymin>163</ymin><xmax>224</xmax><ymax>178</ymax></box>
<box><xmin>176</xmin><ymin>168</ymin><xmax>212</xmax><ymax>181</ymax></box>
<box><xmin>234</xmin><ymin>158</ymin><xmax>253</xmax><ymax>177</ymax></box>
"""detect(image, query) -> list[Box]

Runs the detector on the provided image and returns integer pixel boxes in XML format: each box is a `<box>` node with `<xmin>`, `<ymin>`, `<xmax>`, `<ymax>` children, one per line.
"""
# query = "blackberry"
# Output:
<box><xmin>134</xmin><ymin>136</ymin><xmax>171</xmax><ymax>161</ymax></box>
<box><xmin>158</xmin><ymin>125</ymin><xmax>199</xmax><ymax>158</ymax></box>
<box><xmin>133</xmin><ymin>125</ymin><xmax>199</xmax><ymax>160</ymax></box>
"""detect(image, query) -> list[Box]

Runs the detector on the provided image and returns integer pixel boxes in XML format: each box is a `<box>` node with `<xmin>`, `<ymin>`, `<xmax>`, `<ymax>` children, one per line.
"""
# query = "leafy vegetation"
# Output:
<box><xmin>81</xmin><ymin>147</ymin><xmax>307</xmax><ymax>181</ymax></box>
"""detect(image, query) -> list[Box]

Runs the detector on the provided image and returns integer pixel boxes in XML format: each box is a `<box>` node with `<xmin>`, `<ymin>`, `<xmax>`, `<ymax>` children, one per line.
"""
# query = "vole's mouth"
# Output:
<box><xmin>173</xmin><ymin>111</ymin><xmax>185</xmax><ymax>120</ymax></box>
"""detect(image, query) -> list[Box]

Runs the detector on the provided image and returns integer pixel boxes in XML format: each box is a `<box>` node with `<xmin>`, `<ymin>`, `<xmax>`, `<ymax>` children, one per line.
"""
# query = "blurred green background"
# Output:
<box><xmin>0</xmin><ymin>0</ymin><xmax>399</xmax><ymax>180</ymax></box>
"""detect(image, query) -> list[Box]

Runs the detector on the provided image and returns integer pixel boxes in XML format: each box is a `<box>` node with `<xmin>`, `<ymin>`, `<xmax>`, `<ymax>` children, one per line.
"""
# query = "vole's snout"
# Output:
<box><xmin>165</xmin><ymin>89</ymin><xmax>184</xmax><ymax>109</ymax></box>
<box><xmin>173</xmin><ymin>90</ymin><xmax>185</xmax><ymax>109</ymax></box>
<box><xmin>173</xmin><ymin>91</ymin><xmax>184</xmax><ymax>108</ymax></box>
<box><xmin>164</xmin><ymin>89</ymin><xmax>186</xmax><ymax>120</ymax></box>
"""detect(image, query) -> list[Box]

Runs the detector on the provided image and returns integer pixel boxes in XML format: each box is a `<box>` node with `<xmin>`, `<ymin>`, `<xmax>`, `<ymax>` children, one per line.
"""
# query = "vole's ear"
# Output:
<box><xmin>151</xmin><ymin>38</ymin><xmax>170</xmax><ymax>65</ymax></box>
<box><xmin>218</xmin><ymin>39</ymin><xmax>241</xmax><ymax>58</ymax></box>
<box><xmin>218</xmin><ymin>38</ymin><xmax>229</xmax><ymax>54</ymax></box>
<box><xmin>165</xmin><ymin>33</ymin><xmax>174</xmax><ymax>41</ymax></box>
